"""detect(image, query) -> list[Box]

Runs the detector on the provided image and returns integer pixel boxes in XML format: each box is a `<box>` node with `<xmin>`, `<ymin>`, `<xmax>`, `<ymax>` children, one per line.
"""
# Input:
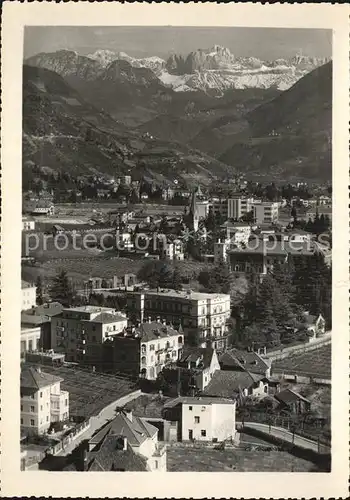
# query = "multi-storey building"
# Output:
<box><xmin>227</xmin><ymin>196</ymin><xmax>255</xmax><ymax>220</ymax></box>
<box><xmin>126</xmin><ymin>289</ymin><xmax>231</xmax><ymax>346</ymax></box>
<box><xmin>20</xmin><ymin>366</ymin><xmax>69</xmax><ymax>435</ymax></box>
<box><xmin>21</xmin><ymin>280</ymin><xmax>37</xmax><ymax>311</ymax></box>
<box><xmin>163</xmin><ymin>396</ymin><xmax>236</xmax><ymax>443</ymax></box>
<box><xmin>103</xmin><ymin>321</ymin><xmax>184</xmax><ymax>380</ymax></box>
<box><xmin>253</xmin><ymin>201</ymin><xmax>279</xmax><ymax>225</ymax></box>
<box><xmin>51</xmin><ymin>306</ymin><xmax>128</xmax><ymax>363</ymax></box>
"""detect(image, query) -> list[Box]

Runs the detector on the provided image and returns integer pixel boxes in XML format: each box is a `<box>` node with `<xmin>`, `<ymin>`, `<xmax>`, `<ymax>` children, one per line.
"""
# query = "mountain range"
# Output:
<box><xmin>23</xmin><ymin>46</ymin><xmax>332</xmax><ymax>184</ymax></box>
<box><xmin>26</xmin><ymin>45</ymin><xmax>329</xmax><ymax>96</ymax></box>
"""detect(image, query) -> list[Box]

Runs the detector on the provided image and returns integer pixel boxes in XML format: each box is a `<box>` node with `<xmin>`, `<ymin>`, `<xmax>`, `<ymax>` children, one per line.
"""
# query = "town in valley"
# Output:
<box><xmin>20</xmin><ymin>26</ymin><xmax>332</xmax><ymax>473</ymax></box>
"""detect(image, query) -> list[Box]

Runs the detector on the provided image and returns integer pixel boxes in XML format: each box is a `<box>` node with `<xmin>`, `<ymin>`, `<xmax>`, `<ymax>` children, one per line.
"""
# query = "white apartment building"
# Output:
<box><xmin>21</xmin><ymin>325</ymin><xmax>41</xmax><ymax>360</ymax></box>
<box><xmin>126</xmin><ymin>289</ymin><xmax>231</xmax><ymax>345</ymax></box>
<box><xmin>22</xmin><ymin>280</ymin><xmax>37</xmax><ymax>311</ymax></box>
<box><xmin>253</xmin><ymin>201</ymin><xmax>279</xmax><ymax>225</ymax></box>
<box><xmin>51</xmin><ymin>306</ymin><xmax>128</xmax><ymax>363</ymax></box>
<box><xmin>20</xmin><ymin>366</ymin><xmax>69</xmax><ymax>435</ymax></box>
<box><xmin>164</xmin><ymin>396</ymin><xmax>236</xmax><ymax>443</ymax></box>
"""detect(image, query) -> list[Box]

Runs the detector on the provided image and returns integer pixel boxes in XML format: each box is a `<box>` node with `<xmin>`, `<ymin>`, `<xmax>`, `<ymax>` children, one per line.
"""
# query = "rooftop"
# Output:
<box><xmin>163</xmin><ymin>396</ymin><xmax>235</xmax><ymax>408</ymax></box>
<box><xmin>89</xmin><ymin>412</ymin><xmax>157</xmax><ymax>448</ymax></box>
<box><xmin>131</xmin><ymin>288</ymin><xmax>229</xmax><ymax>301</ymax></box>
<box><xmin>87</xmin><ymin>433</ymin><xmax>147</xmax><ymax>472</ymax></box>
<box><xmin>202</xmin><ymin>370</ymin><xmax>264</xmax><ymax>398</ymax></box>
<box><xmin>136</xmin><ymin>322</ymin><xmax>180</xmax><ymax>342</ymax></box>
<box><xmin>275</xmin><ymin>388</ymin><xmax>311</xmax><ymax>405</ymax></box>
<box><xmin>178</xmin><ymin>347</ymin><xmax>215</xmax><ymax>371</ymax></box>
<box><xmin>21</xmin><ymin>367</ymin><xmax>63</xmax><ymax>390</ymax></box>
<box><xmin>220</xmin><ymin>349</ymin><xmax>270</xmax><ymax>375</ymax></box>
<box><xmin>21</xmin><ymin>280</ymin><xmax>35</xmax><ymax>289</ymax></box>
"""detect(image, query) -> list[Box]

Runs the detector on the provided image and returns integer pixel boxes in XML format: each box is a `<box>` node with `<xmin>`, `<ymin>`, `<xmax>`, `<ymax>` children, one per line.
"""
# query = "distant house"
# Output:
<box><xmin>25</xmin><ymin>200</ymin><xmax>55</xmax><ymax>216</ymax></box>
<box><xmin>302</xmin><ymin>312</ymin><xmax>326</xmax><ymax>337</ymax></box>
<box><xmin>177</xmin><ymin>347</ymin><xmax>220</xmax><ymax>392</ymax></box>
<box><xmin>86</xmin><ymin>410</ymin><xmax>166</xmax><ymax>471</ymax></box>
<box><xmin>21</xmin><ymin>280</ymin><xmax>37</xmax><ymax>311</ymax></box>
<box><xmin>275</xmin><ymin>389</ymin><xmax>311</xmax><ymax>414</ymax></box>
<box><xmin>22</xmin><ymin>217</ymin><xmax>35</xmax><ymax>231</ymax></box>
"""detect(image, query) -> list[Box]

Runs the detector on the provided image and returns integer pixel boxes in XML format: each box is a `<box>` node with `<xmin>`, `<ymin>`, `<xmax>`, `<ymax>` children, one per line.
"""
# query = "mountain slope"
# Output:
<box><xmin>22</xmin><ymin>64</ymin><xmax>235</xmax><ymax>185</ymax></box>
<box><xmin>218</xmin><ymin>62</ymin><xmax>332</xmax><ymax>181</ymax></box>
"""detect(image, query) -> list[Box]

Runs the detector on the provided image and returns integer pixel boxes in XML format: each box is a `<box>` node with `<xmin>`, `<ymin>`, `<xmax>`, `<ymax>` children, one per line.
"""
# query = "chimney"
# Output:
<box><xmin>162</xmin><ymin>319</ymin><xmax>166</xmax><ymax>326</ymax></box>
<box><xmin>36</xmin><ymin>367</ymin><xmax>41</xmax><ymax>373</ymax></box>
<box><xmin>157</xmin><ymin>317</ymin><xmax>161</xmax><ymax>323</ymax></box>
<box><xmin>126</xmin><ymin>409</ymin><xmax>133</xmax><ymax>422</ymax></box>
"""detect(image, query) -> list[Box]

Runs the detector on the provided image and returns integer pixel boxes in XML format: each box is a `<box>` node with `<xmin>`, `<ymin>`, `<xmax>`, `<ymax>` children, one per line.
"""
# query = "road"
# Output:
<box><xmin>237</xmin><ymin>421</ymin><xmax>330</xmax><ymax>454</ymax></box>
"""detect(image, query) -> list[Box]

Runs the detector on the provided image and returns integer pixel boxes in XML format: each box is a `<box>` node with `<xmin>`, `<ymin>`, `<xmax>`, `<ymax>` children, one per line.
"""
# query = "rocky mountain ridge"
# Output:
<box><xmin>25</xmin><ymin>46</ymin><xmax>330</xmax><ymax>95</ymax></box>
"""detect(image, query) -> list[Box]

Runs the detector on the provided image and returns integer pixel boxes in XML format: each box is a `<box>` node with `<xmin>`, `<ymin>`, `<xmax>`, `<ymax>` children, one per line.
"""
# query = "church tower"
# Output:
<box><xmin>188</xmin><ymin>188</ymin><xmax>199</xmax><ymax>232</ymax></box>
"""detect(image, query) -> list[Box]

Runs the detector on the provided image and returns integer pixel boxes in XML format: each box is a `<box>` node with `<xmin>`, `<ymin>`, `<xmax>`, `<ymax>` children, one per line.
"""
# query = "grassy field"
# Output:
<box><xmin>166</xmin><ymin>445</ymin><xmax>320</xmax><ymax>472</ymax></box>
<box><xmin>272</xmin><ymin>344</ymin><xmax>331</xmax><ymax>380</ymax></box>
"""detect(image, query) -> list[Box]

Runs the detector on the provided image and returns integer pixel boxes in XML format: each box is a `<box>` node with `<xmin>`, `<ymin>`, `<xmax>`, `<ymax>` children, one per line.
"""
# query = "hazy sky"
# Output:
<box><xmin>24</xmin><ymin>26</ymin><xmax>332</xmax><ymax>60</ymax></box>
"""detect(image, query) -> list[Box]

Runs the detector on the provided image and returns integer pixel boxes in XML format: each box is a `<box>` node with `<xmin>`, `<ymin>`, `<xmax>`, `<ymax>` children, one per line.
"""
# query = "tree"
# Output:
<box><xmin>198</xmin><ymin>261</ymin><xmax>233</xmax><ymax>294</ymax></box>
<box><xmin>35</xmin><ymin>275</ymin><xmax>44</xmax><ymax>305</ymax></box>
<box><xmin>50</xmin><ymin>270</ymin><xmax>75</xmax><ymax>306</ymax></box>
<box><xmin>137</xmin><ymin>260</ymin><xmax>174</xmax><ymax>289</ymax></box>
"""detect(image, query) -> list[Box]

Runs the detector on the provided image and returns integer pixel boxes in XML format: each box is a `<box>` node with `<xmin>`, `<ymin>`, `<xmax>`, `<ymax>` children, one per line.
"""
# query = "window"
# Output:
<box><xmin>194</xmin><ymin>416</ymin><xmax>200</xmax><ymax>424</ymax></box>
<box><xmin>154</xmin><ymin>460</ymin><xmax>158</xmax><ymax>469</ymax></box>
<box><xmin>189</xmin><ymin>406</ymin><xmax>193</xmax><ymax>411</ymax></box>
<box><xmin>201</xmin><ymin>430</ymin><xmax>206</xmax><ymax>437</ymax></box>
<box><xmin>40</xmin><ymin>392</ymin><xmax>43</xmax><ymax>398</ymax></box>
<box><xmin>46</xmin><ymin>416</ymin><xmax>49</xmax><ymax>422</ymax></box>
<box><xmin>30</xmin><ymin>419</ymin><xmax>35</xmax><ymax>426</ymax></box>
<box><xmin>40</xmin><ymin>405</ymin><xmax>43</xmax><ymax>411</ymax></box>
<box><xmin>201</xmin><ymin>406</ymin><xmax>206</xmax><ymax>411</ymax></box>
<box><xmin>21</xmin><ymin>418</ymin><xmax>23</xmax><ymax>425</ymax></box>
<box><xmin>30</xmin><ymin>406</ymin><xmax>35</xmax><ymax>412</ymax></box>
<box><xmin>65</xmin><ymin>399</ymin><xmax>68</xmax><ymax>406</ymax></box>
<box><xmin>20</xmin><ymin>404</ymin><xmax>23</xmax><ymax>411</ymax></box>
<box><xmin>92</xmin><ymin>335</ymin><xmax>96</xmax><ymax>342</ymax></box>
<box><xmin>150</xmin><ymin>344</ymin><xmax>155</xmax><ymax>351</ymax></box>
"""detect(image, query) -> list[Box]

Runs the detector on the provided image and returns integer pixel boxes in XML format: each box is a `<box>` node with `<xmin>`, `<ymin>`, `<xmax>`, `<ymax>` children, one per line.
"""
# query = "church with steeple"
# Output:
<box><xmin>184</xmin><ymin>188</ymin><xmax>199</xmax><ymax>232</ymax></box>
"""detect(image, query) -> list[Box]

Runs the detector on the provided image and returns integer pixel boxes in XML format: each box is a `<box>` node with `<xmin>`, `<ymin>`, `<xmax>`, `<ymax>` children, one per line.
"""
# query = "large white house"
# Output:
<box><xmin>164</xmin><ymin>396</ymin><xmax>236</xmax><ymax>443</ymax></box>
<box><xmin>20</xmin><ymin>366</ymin><xmax>69</xmax><ymax>436</ymax></box>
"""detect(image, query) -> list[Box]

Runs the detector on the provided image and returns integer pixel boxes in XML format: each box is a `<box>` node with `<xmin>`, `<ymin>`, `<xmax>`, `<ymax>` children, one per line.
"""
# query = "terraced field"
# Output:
<box><xmin>272</xmin><ymin>344</ymin><xmax>331</xmax><ymax>380</ymax></box>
